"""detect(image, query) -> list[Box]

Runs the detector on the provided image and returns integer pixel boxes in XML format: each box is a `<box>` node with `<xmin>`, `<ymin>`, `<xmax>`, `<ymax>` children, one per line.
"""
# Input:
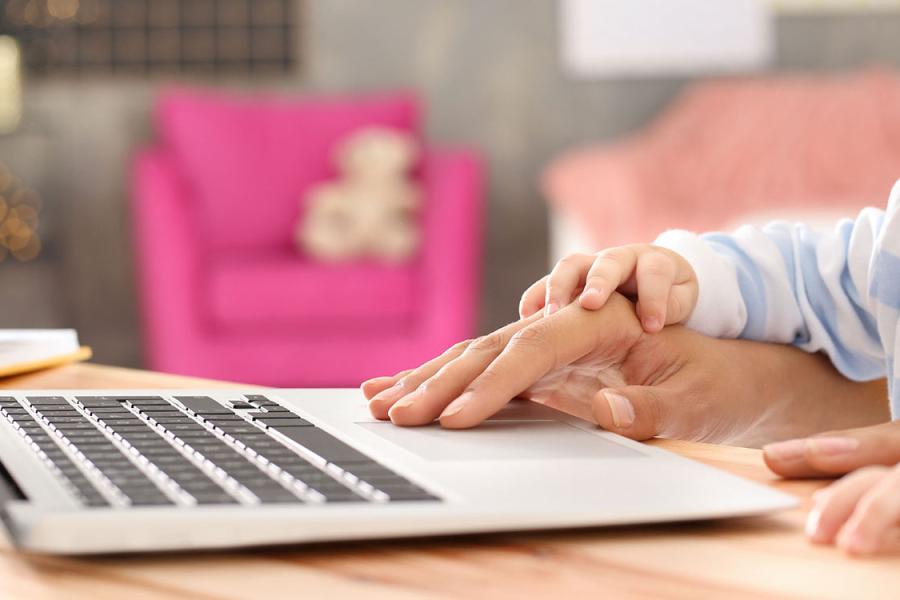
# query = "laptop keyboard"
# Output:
<box><xmin>0</xmin><ymin>394</ymin><xmax>439</xmax><ymax>508</ymax></box>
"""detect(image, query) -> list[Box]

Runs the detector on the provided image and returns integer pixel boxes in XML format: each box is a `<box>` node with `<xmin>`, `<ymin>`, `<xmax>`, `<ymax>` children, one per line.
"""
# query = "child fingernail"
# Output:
<box><xmin>580</xmin><ymin>288</ymin><xmax>603</xmax><ymax>306</ymax></box>
<box><xmin>807</xmin><ymin>437</ymin><xmax>860</xmax><ymax>456</ymax></box>
<box><xmin>603</xmin><ymin>391</ymin><xmax>635</xmax><ymax>429</ymax></box>
<box><xmin>763</xmin><ymin>439</ymin><xmax>806</xmax><ymax>461</ymax></box>
<box><xmin>643</xmin><ymin>317</ymin><xmax>661</xmax><ymax>331</ymax></box>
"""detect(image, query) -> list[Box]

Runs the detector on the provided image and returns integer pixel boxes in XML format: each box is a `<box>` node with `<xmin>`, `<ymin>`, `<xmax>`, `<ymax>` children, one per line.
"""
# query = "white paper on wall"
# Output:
<box><xmin>774</xmin><ymin>0</ymin><xmax>900</xmax><ymax>11</ymax></box>
<box><xmin>560</xmin><ymin>0</ymin><xmax>773</xmax><ymax>77</ymax></box>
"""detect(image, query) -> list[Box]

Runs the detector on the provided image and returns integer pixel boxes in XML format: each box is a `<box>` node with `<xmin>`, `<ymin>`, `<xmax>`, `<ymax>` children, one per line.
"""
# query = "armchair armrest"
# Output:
<box><xmin>418</xmin><ymin>149</ymin><xmax>485</xmax><ymax>343</ymax></box>
<box><xmin>130</xmin><ymin>149</ymin><xmax>203</xmax><ymax>371</ymax></box>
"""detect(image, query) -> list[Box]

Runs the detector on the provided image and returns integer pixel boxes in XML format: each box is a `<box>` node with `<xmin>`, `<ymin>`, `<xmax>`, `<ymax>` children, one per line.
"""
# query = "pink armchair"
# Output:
<box><xmin>132</xmin><ymin>89</ymin><xmax>483</xmax><ymax>387</ymax></box>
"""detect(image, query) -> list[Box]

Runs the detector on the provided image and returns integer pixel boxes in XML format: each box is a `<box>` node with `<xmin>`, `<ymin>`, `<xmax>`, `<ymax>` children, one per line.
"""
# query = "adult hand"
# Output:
<box><xmin>764</xmin><ymin>418</ymin><xmax>900</xmax><ymax>555</ymax></box>
<box><xmin>363</xmin><ymin>294</ymin><xmax>888</xmax><ymax>446</ymax></box>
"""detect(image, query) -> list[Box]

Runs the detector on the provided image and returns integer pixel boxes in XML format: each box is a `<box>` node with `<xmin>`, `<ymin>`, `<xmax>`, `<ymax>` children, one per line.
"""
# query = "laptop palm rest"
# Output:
<box><xmin>356</xmin><ymin>420</ymin><xmax>643</xmax><ymax>461</ymax></box>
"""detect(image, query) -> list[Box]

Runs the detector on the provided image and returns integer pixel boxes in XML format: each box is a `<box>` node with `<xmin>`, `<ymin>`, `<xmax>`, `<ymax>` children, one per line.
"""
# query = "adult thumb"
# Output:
<box><xmin>591</xmin><ymin>385</ymin><xmax>665</xmax><ymax>441</ymax></box>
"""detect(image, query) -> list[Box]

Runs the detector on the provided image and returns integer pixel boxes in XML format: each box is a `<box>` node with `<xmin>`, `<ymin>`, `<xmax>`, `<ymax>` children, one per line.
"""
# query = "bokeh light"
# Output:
<box><xmin>0</xmin><ymin>161</ymin><xmax>42</xmax><ymax>263</ymax></box>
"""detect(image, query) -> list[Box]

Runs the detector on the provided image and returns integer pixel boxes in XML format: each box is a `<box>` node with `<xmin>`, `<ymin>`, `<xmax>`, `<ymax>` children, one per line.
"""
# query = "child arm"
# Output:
<box><xmin>656</xmin><ymin>184</ymin><xmax>900</xmax><ymax>385</ymax></box>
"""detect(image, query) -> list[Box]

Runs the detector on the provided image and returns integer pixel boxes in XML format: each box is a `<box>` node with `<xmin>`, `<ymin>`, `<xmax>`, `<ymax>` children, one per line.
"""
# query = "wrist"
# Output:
<box><xmin>654</xmin><ymin>230</ymin><xmax>746</xmax><ymax>338</ymax></box>
<box><xmin>739</xmin><ymin>342</ymin><xmax>889</xmax><ymax>445</ymax></box>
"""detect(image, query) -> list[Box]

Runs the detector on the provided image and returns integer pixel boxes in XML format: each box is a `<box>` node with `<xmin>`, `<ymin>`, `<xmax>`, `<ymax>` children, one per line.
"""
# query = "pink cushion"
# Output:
<box><xmin>157</xmin><ymin>88</ymin><xmax>420</xmax><ymax>252</ymax></box>
<box><xmin>206</xmin><ymin>255</ymin><xmax>418</xmax><ymax>332</ymax></box>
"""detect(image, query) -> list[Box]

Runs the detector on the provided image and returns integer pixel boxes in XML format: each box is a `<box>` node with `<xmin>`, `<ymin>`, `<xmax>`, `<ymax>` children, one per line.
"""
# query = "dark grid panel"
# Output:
<box><xmin>0</xmin><ymin>0</ymin><xmax>297</xmax><ymax>77</ymax></box>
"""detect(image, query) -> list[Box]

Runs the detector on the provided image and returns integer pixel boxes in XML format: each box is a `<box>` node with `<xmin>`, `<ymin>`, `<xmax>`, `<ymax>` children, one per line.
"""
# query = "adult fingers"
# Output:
<box><xmin>805</xmin><ymin>466</ymin><xmax>888</xmax><ymax>546</ymax></box>
<box><xmin>589</xmin><ymin>385</ymin><xmax>669</xmax><ymax>441</ymax></box>
<box><xmin>546</xmin><ymin>253</ymin><xmax>594</xmax><ymax>315</ymax></box>
<box><xmin>579</xmin><ymin>247</ymin><xmax>637</xmax><ymax>310</ymax></box>
<box><xmin>367</xmin><ymin>341</ymin><xmax>471</xmax><ymax>420</ymax></box>
<box><xmin>439</xmin><ymin>294</ymin><xmax>641</xmax><ymax>429</ymax></box>
<box><xmin>361</xmin><ymin>370</ymin><xmax>412</xmax><ymax>399</ymax></box>
<box><xmin>519</xmin><ymin>276</ymin><xmax>549</xmax><ymax>318</ymax></box>
<box><xmin>635</xmin><ymin>252</ymin><xmax>677</xmax><ymax>332</ymax></box>
<box><xmin>836</xmin><ymin>464</ymin><xmax>900</xmax><ymax>555</ymax></box>
<box><xmin>763</xmin><ymin>421</ymin><xmax>900</xmax><ymax>478</ymax></box>
<box><xmin>388</xmin><ymin>315</ymin><xmax>539</xmax><ymax>426</ymax></box>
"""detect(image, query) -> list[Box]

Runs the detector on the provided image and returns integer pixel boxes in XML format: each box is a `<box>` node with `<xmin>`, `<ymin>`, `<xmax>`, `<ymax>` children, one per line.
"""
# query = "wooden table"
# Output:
<box><xmin>1</xmin><ymin>364</ymin><xmax>898</xmax><ymax>599</ymax></box>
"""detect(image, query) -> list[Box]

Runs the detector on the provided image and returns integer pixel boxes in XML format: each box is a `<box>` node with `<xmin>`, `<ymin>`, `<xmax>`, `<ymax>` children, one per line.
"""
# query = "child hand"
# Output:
<box><xmin>763</xmin><ymin>421</ymin><xmax>900</xmax><ymax>555</ymax></box>
<box><xmin>519</xmin><ymin>244</ymin><xmax>699</xmax><ymax>333</ymax></box>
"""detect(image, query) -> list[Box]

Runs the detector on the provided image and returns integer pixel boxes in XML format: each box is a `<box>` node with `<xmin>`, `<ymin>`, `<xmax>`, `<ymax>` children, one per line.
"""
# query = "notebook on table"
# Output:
<box><xmin>0</xmin><ymin>330</ymin><xmax>92</xmax><ymax>378</ymax></box>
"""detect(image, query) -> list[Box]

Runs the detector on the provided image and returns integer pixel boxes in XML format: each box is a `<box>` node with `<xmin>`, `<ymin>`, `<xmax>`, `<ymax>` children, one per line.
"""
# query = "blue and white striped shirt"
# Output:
<box><xmin>656</xmin><ymin>179</ymin><xmax>900</xmax><ymax>417</ymax></box>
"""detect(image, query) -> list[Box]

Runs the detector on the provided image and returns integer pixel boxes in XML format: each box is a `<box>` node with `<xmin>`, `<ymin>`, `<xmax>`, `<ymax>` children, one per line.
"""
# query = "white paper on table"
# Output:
<box><xmin>560</xmin><ymin>0</ymin><xmax>773</xmax><ymax>77</ymax></box>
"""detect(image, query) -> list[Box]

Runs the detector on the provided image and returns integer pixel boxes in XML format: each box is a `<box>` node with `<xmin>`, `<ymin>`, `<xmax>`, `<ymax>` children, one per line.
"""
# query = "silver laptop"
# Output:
<box><xmin>0</xmin><ymin>389</ymin><xmax>795</xmax><ymax>554</ymax></box>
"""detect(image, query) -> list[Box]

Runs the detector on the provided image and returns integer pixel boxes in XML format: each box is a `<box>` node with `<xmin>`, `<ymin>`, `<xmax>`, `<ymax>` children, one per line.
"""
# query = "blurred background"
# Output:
<box><xmin>2</xmin><ymin>0</ymin><xmax>900</xmax><ymax>386</ymax></box>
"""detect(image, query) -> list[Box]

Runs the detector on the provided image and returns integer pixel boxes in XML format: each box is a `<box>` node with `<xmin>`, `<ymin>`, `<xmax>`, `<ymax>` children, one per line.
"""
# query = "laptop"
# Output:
<box><xmin>0</xmin><ymin>389</ymin><xmax>796</xmax><ymax>554</ymax></box>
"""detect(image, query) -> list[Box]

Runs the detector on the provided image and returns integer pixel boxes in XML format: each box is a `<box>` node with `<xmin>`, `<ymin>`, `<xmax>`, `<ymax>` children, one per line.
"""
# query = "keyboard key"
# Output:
<box><xmin>229</xmin><ymin>401</ymin><xmax>255</xmax><ymax>410</ymax></box>
<box><xmin>256</xmin><ymin>416</ymin><xmax>314</xmax><ymax>428</ymax></box>
<box><xmin>26</xmin><ymin>397</ymin><xmax>71</xmax><ymax>405</ymax></box>
<box><xmin>317</xmin><ymin>489</ymin><xmax>365</xmax><ymax>503</ymax></box>
<box><xmin>175</xmin><ymin>396</ymin><xmax>232</xmax><ymax>415</ymax></box>
<box><xmin>76</xmin><ymin>397</ymin><xmax>124</xmax><ymax>406</ymax></box>
<box><xmin>276</xmin><ymin>427</ymin><xmax>372</xmax><ymax>465</ymax></box>
<box><xmin>253</xmin><ymin>489</ymin><xmax>302</xmax><ymax>503</ymax></box>
<box><xmin>123</xmin><ymin>397</ymin><xmax>170</xmax><ymax>405</ymax></box>
<box><xmin>128</xmin><ymin>492</ymin><xmax>173</xmax><ymax>506</ymax></box>
<box><xmin>192</xmin><ymin>492</ymin><xmax>240</xmax><ymax>505</ymax></box>
<box><xmin>35</xmin><ymin>410</ymin><xmax>82</xmax><ymax>417</ymax></box>
<box><xmin>378</xmin><ymin>483</ymin><xmax>439</xmax><ymax>501</ymax></box>
<box><xmin>148</xmin><ymin>416</ymin><xmax>196</xmax><ymax>424</ymax></box>
<box><xmin>136</xmin><ymin>407</ymin><xmax>187</xmax><ymax>415</ymax></box>
<box><xmin>87</xmin><ymin>407</ymin><xmax>133</xmax><ymax>415</ymax></box>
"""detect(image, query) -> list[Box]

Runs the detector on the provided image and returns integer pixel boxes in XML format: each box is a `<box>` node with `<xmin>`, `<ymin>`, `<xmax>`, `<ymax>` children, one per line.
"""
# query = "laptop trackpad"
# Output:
<box><xmin>356</xmin><ymin>420</ymin><xmax>642</xmax><ymax>461</ymax></box>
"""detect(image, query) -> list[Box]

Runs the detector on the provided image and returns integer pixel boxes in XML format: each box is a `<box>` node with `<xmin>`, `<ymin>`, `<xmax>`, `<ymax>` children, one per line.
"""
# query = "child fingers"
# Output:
<box><xmin>635</xmin><ymin>253</ymin><xmax>677</xmax><ymax>332</ymax></box>
<box><xmin>519</xmin><ymin>276</ymin><xmax>549</xmax><ymax>318</ymax></box>
<box><xmin>546</xmin><ymin>254</ymin><xmax>594</xmax><ymax>315</ymax></box>
<box><xmin>666</xmin><ymin>282</ymin><xmax>699</xmax><ymax>324</ymax></box>
<box><xmin>579</xmin><ymin>248</ymin><xmax>638</xmax><ymax>310</ymax></box>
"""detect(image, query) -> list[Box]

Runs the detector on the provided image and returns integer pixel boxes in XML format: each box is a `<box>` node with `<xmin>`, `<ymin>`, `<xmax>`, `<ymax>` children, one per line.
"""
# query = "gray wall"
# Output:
<box><xmin>2</xmin><ymin>1</ymin><xmax>900</xmax><ymax>369</ymax></box>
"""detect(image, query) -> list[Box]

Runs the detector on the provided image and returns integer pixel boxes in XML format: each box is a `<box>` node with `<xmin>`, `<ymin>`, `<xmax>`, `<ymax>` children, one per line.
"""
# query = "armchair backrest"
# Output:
<box><xmin>156</xmin><ymin>88</ymin><xmax>420</xmax><ymax>252</ymax></box>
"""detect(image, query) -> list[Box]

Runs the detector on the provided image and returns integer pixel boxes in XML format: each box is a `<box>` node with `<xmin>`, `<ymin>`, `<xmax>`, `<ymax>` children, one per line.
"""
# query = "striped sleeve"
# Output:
<box><xmin>656</xmin><ymin>179</ymin><xmax>900</xmax><ymax>417</ymax></box>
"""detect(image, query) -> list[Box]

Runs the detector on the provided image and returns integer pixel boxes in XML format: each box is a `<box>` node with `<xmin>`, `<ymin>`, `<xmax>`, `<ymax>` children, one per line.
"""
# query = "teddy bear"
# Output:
<box><xmin>297</xmin><ymin>127</ymin><xmax>421</xmax><ymax>263</ymax></box>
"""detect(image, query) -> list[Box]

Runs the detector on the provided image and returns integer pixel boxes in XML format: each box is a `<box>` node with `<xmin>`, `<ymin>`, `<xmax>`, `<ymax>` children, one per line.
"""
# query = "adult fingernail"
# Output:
<box><xmin>440</xmin><ymin>393</ymin><xmax>471</xmax><ymax>419</ymax></box>
<box><xmin>371</xmin><ymin>381</ymin><xmax>405</xmax><ymax>404</ymax></box>
<box><xmin>807</xmin><ymin>437</ymin><xmax>860</xmax><ymax>456</ymax></box>
<box><xmin>763</xmin><ymin>439</ymin><xmax>806</xmax><ymax>461</ymax></box>
<box><xmin>839</xmin><ymin>529</ymin><xmax>876</xmax><ymax>555</ymax></box>
<box><xmin>545</xmin><ymin>302</ymin><xmax>559</xmax><ymax>317</ymax></box>
<box><xmin>389</xmin><ymin>390</ymin><xmax>420</xmax><ymax>412</ymax></box>
<box><xmin>604</xmin><ymin>391</ymin><xmax>635</xmax><ymax>429</ymax></box>
<box><xmin>805</xmin><ymin>508</ymin><xmax>822</xmax><ymax>540</ymax></box>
